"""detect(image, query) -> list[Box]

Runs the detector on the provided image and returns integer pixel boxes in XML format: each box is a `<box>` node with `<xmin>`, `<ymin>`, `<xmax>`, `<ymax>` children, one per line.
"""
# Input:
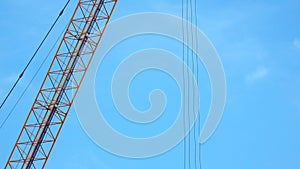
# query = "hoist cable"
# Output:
<box><xmin>182</xmin><ymin>0</ymin><xmax>187</xmax><ymax>168</ymax></box>
<box><xmin>0</xmin><ymin>0</ymin><xmax>71</xmax><ymax>111</ymax></box>
<box><xmin>185</xmin><ymin>0</ymin><xmax>192</xmax><ymax>168</ymax></box>
<box><xmin>188</xmin><ymin>0</ymin><xmax>198</xmax><ymax>168</ymax></box>
<box><xmin>194</xmin><ymin>0</ymin><xmax>202</xmax><ymax>168</ymax></box>
<box><xmin>0</xmin><ymin>24</ymin><xmax>68</xmax><ymax>129</ymax></box>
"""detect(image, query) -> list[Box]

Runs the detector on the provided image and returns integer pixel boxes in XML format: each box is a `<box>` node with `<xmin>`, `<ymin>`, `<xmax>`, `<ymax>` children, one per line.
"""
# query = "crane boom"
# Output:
<box><xmin>5</xmin><ymin>0</ymin><xmax>117</xmax><ymax>168</ymax></box>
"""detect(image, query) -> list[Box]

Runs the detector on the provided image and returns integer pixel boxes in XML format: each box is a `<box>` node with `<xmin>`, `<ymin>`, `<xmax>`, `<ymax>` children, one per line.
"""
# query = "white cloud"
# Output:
<box><xmin>246</xmin><ymin>67</ymin><xmax>269</xmax><ymax>84</ymax></box>
<box><xmin>293</xmin><ymin>38</ymin><xmax>300</xmax><ymax>49</ymax></box>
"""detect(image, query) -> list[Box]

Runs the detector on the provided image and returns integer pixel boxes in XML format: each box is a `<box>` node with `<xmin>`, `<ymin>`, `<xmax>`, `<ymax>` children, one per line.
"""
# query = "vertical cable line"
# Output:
<box><xmin>0</xmin><ymin>0</ymin><xmax>71</xmax><ymax>111</ymax></box>
<box><xmin>185</xmin><ymin>0</ymin><xmax>192</xmax><ymax>168</ymax></box>
<box><xmin>189</xmin><ymin>0</ymin><xmax>198</xmax><ymax>168</ymax></box>
<box><xmin>194</xmin><ymin>0</ymin><xmax>202</xmax><ymax>168</ymax></box>
<box><xmin>182</xmin><ymin>0</ymin><xmax>187</xmax><ymax>168</ymax></box>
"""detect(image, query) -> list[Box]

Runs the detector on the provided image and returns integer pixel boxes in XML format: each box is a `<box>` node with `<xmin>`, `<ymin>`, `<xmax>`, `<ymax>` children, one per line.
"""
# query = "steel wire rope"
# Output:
<box><xmin>0</xmin><ymin>0</ymin><xmax>71</xmax><ymax>111</ymax></box>
<box><xmin>14</xmin><ymin>4</ymin><xmax>93</xmax><ymax>166</ymax></box>
<box><xmin>20</xmin><ymin>2</ymin><xmax>99</xmax><ymax>163</ymax></box>
<box><xmin>182</xmin><ymin>0</ymin><xmax>187</xmax><ymax>168</ymax></box>
<box><xmin>6</xmin><ymin>22</ymin><xmax>69</xmax><ymax>169</ymax></box>
<box><xmin>193</xmin><ymin>0</ymin><xmax>202</xmax><ymax>168</ymax></box>
<box><xmin>1</xmin><ymin>2</ymin><xmax>71</xmax><ymax>166</ymax></box>
<box><xmin>0</xmin><ymin>24</ymin><xmax>68</xmax><ymax>129</ymax></box>
<box><xmin>185</xmin><ymin>0</ymin><xmax>192</xmax><ymax>168</ymax></box>
<box><xmin>13</xmin><ymin>3</ymin><xmax>92</xmax><ymax>164</ymax></box>
<box><xmin>188</xmin><ymin>0</ymin><xmax>198</xmax><ymax>168</ymax></box>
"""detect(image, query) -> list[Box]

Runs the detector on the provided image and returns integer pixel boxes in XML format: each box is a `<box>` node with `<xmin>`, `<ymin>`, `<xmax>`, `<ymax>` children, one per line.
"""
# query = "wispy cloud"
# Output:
<box><xmin>246</xmin><ymin>67</ymin><xmax>269</xmax><ymax>85</ymax></box>
<box><xmin>293</xmin><ymin>38</ymin><xmax>300</xmax><ymax>49</ymax></box>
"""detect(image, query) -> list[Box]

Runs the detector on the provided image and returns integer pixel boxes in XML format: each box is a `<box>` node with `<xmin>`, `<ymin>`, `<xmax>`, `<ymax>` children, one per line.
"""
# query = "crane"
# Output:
<box><xmin>5</xmin><ymin>0</ymin><xmax>117</xmax><ymax>168</ymax></box>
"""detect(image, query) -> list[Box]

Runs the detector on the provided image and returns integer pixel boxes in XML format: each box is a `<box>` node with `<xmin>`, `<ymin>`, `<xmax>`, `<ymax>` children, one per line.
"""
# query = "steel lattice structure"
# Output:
<box><xmin>5</xmin><ymin>0</ymin><xmax>117</xmax><ymax>168</ymax></box>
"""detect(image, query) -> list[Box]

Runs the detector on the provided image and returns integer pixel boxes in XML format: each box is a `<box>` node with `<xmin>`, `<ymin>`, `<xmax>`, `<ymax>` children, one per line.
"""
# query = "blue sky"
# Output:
<box><xmin>0</xmin><ymin>0</ymin><xmax>300</xmax><ymax>169</ymax></box>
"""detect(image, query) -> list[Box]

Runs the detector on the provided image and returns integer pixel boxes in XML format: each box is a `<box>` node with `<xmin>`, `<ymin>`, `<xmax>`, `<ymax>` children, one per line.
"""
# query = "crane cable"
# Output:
<box><xmin>182</xmin><ymin>0</ymin><xmax>192</xmax><ymax>168</ymax></box>
<box><xmin>0</xmin><ymin>25</ymin><xmax>67</xmax><ymax>129</ymax></box>
<box><xmin>189</xmin><ymin>0</ymin><xmax>202</xmax><ymax>168</ymax></box>
<box><xmin>190</xmin><ymin>0</ymin><xmax>202</xmax><ymax>168</ymax></box>
<box><xmin>194</xmin><ymin>0</ymin><xmax>202</xmax><ymax>168</ymax></box>
<box><xmin>12</xmin><ymin>5</ymin><xmax>91</xmax><ymax>169</ymax></box>
<box><xmin>181</xmin><ymin>0</ymin><xmax>187</xmax><ymax>169</ymax></box>
<box><xmin>0</xmin><ymin>0</ymin><xmax>71</xmax><ymax>111</ymax></box>
<box><xmin>186</xmin><ymin>0</ymin><xmax>191</xmax><ymax>168</ymax></box>
<box><xmin>189</xmin><ymin>0</ymin><xmax>197</xmax><ymax>168</ymax></box>
<box><xmin>182</xmin><ymin>0</ymin><xmax>202</xmax><ymax>168</ymax></box>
